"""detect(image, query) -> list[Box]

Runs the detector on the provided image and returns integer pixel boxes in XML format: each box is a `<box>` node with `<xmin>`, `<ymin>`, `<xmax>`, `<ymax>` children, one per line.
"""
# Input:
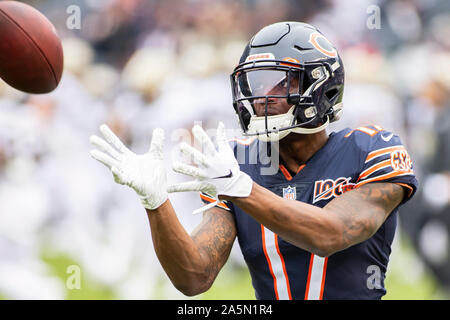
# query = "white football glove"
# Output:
<box><xmin>168</xmin><ymin>122</ymin><xmax>253</xmax><ymax>214</ymax></box>
<box><xmin>89</xmin><ymin>124</ymin><xmax>167</xmax><ymax>210</ymax></box>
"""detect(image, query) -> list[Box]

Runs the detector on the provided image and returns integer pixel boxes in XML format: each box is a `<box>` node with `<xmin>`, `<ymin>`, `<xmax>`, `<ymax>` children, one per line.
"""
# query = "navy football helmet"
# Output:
<box><xmin>230</xmin><ymin>22</ymin><xmax>345</xmax><ymax>141</ymax></box>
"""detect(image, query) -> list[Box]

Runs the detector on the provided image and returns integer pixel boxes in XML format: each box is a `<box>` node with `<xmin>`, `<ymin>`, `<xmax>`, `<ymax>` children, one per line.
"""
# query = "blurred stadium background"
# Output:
<box><xmin>0</xmin><ymin>0</ymin><xmax>449</xmax><ymax>299</ymax></box>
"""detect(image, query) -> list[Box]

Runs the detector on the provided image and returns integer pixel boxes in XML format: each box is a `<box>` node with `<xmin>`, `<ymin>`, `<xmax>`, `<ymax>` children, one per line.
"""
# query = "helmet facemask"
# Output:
<box><xmin>231</xmin><ymin>59</ymin><xmax>334</xmax><ymax>141</ymax></box>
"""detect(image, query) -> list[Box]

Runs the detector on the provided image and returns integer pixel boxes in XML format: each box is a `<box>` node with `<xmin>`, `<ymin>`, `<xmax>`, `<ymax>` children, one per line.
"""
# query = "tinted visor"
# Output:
<box><xmin>233</xmin><ymin>69</ymin><xmax>301</xmax><ymax>99</ymax></box>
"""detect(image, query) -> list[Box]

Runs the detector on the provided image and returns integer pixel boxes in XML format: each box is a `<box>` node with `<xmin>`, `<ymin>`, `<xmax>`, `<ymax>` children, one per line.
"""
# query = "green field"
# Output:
<box><xmin>1</xmin><ymin>231</ymin><xmax>448</xmax><ymax>300</ymax></box>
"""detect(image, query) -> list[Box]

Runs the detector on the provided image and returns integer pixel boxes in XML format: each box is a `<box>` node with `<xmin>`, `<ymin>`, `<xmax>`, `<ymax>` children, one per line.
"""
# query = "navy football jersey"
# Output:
<box><xmin>201</xmin><ymin>125</ymin><xmax>418</xmax><ymax>300</ymax></box>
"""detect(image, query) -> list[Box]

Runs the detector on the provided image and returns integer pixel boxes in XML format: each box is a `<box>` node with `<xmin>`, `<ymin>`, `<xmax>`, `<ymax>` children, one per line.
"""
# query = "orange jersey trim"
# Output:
<box><xmin>356</xmin><ymin>170</ymin><xmax>414</xmax><ymax>187</ymax></box>
<box><xmin>304</xmin><ymin>254</ymin><xmax>315</xmax><ymax>300</ymax></box>
<box><xmin>279</xmin><ymin>164</ymin><xmax>305</xmax><ymax>180</ymax></box>
<box><xmin>396</xmin><ymin>183</ymin><xmax>414</xmax><ymax>198</ymax></box>
<box><xmin>304</xmin><ymin>255</ymin><xmax>327</xmax><ymax>300</ymax></box>
<box><xmin>344</xmin><ymin>125</ymin><xmax>383</xmax><ymax>138</ymax></box>
<box><xmin>279</xmin><ymin>165</ymin><xmax>293</xmax><ymax>181</ymax></box>
<box><xmin>261</xmin><ymin>225</ymin><xmax>279</xmax><ymax>300</ymax></box>
<box><xmin>358</xmin><ymin>159</ymin><xmax>391</xmax><ymax>181</ymax></box>
<box><xmin>274</xmin><ymin>234</ymin><xmax>293</xmax><ymax>300</ymax></box>
<box><xmin>199</xmin><ymin>193</ymin><xmax>229</xmax><ymax>210</ymax></box>
<box><xmin>297</xmin><ymin>164</ymin><xmax>306</xmax><ymax>174</ymax></box>
<box><xmin>319</xmin><ymin>257</ymin><xmax>328</xmax><ymax>300</ymax></box>
<box><xmin>365</xmin><ymin>145</ymin><xmax>405</xmax><ymax>163</ymax></box>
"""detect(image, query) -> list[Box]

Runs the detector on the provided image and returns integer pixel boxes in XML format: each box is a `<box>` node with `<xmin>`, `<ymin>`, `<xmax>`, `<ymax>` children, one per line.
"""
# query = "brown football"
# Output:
<box><xmin>0</xmin><ymin>1</ymin><xmax>63</xmax><ymax>94</ymax></box>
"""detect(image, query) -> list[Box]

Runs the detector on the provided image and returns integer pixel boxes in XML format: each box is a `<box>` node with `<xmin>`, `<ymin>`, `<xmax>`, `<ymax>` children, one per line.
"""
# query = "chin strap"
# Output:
<box><xmin>246</xmin><ymin>105</ymin><xmax>330</xmax><ymax>142</ymax></box>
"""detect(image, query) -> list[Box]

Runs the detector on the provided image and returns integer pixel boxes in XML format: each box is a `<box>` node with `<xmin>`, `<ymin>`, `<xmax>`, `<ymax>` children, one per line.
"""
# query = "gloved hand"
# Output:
<box><xmin>168</xmin><ymin>122</ymin><xmax>253</xmax><ymax>213</ymax></box>
<box><xmin>89</xmin><ymin>124</ymin><xmax>167</xmax><ymax>210</ymax></box>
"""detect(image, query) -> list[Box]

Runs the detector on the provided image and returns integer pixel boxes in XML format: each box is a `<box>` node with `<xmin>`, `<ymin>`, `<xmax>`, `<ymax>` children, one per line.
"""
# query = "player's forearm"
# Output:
<box><xmin>223</xmin><ymin>182</ymin><xmax>342</xmax><ymax>257</ymax></box>
<box><xmin>146</xmin><ymin>200</ymin><xmax>212</xmax><ymax>295</ymax></box>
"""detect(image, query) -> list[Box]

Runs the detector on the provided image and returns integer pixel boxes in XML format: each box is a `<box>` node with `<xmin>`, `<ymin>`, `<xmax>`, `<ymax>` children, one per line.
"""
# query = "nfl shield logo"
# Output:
<box><xmin>283</xmin><ymin>186</ymin><xmax>296</xmax><ymax>200</ymax></box>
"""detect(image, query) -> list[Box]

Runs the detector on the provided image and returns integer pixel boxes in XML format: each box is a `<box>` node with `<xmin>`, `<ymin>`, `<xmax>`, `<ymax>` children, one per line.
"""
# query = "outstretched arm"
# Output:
<box><xmin>89</xmin><ymin>124</ymin><xmax>236</xmax><ymax>296</ymax></box>
<box><xmin>223</xmin><ymin>182</ymin><xmax>404</xmax><ymax>257</ymax></box>
<box><xmin>148</xmin><ymin>203</ymin><xmax>236</xmax><ymax>296</ymax></box>
<box><xmin>168</xmin><ymin>123</ymin><xmax>405</xmax><ymax>257</ymax></box>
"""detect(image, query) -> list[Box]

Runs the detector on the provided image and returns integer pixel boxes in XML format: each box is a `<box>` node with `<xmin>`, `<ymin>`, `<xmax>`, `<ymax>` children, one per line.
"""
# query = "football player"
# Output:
<box><xmin>90</xmin><ymin>22</ymin><xmax>418</xmax><ymax>299</ymax></box>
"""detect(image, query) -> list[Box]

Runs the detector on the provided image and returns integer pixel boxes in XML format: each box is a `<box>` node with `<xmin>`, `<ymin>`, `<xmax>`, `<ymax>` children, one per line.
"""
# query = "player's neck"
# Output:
<box><xmin>277</xmin><ymin>130</ymin><xmax>329</xmax><ymax>173</ymax></box>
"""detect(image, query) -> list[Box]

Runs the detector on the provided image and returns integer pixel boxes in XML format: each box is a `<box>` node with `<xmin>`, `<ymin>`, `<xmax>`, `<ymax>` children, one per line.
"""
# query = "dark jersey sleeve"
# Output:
<box><xmin>349</xmin><ymin>125</ymin><xmax>418</xmax><ymax>203</ymax></box>
<box><xmin>199</xmin><ymin>192</ymin><xmax>234</xmax><ymax>212</ymax></box>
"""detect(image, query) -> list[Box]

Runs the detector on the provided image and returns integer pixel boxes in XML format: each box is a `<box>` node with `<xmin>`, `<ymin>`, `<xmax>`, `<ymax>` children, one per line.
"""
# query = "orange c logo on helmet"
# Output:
<box><xmin>308</xmin><ymin>32</ymin><xmax>337</xmax><ymax>58</ymax></box>
<box><xmin>281</xmin><ymin>57</ymin><xmax>300</xmax><ymax>67</ymax></box>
